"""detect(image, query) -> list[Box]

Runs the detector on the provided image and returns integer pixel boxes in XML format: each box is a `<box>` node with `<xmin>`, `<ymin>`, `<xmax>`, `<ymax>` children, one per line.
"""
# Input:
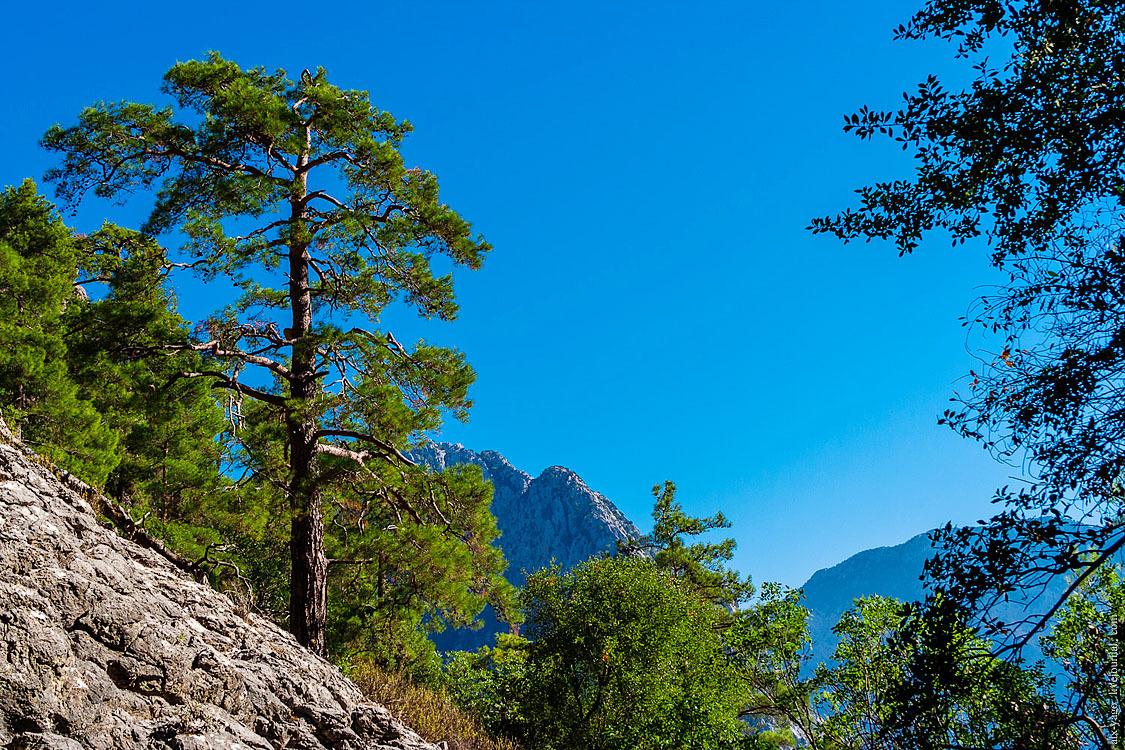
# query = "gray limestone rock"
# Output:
<box><xmin>410</xmin><ymin>442</ymin><xmax>640</xmax><ymax>584</ymax></box>
<box><xmin>0</xmin><ymin>412</ymin><xmax>442</xmax><ymax>750</ymax></box>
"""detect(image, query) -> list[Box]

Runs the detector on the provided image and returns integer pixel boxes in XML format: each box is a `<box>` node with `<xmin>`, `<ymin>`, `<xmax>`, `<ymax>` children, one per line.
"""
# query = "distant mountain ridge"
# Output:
<box><xmin>409</xmin><ymin>441</ymin><xmax>642</xmax><ymax>651</ymax></box>
<box><xmin>796</xmin><ymin>528</ymin><xmax>1087</xmax><ymax>672</ymax></box>
<box><xmin>799</xmin><ymin>531</ymin><xmax>937</xmax><ymax>670</ymax></box>
<box><xmin>412</xmin><ymin>441</ymin><xmax>1075</xmax><ymax>669</ymax></box>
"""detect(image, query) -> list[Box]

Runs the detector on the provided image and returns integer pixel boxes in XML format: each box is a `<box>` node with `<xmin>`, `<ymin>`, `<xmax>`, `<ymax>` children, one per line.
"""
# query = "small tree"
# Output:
<box><xmin>43</xmin><ymin>53</ymin><xmax>504</xmax><ymax>655</ymax></box>
<box><xmin>623</xmin><ymin>483</ymin><xmax>815</xmax><ymax>743</ymax></box>
<box><xmin>620</xmin><ymin>480</ymin><xmax>755</xmax><ymax>610</ymax></box>
<box><xmin>518</xmin><ymin>556</ymin><xmax>750</xmax><ymax>750</ymax></box>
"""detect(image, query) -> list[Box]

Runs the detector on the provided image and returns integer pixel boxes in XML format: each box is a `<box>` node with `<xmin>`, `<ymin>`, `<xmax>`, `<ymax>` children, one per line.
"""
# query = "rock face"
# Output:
<box><xmin>0</xmin><ymin>414</ymin><xmax>441</xmax><ymax>750</ymax></box>
<box><xmin>409</xmin><ymin>443</ymin><xmax>641</xmax><ymax>651</ymax></box>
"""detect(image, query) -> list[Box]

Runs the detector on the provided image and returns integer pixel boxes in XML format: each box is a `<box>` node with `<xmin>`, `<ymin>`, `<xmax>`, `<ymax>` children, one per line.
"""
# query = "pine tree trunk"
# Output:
<box><xmin>287</xmin><ymin>278</ymin><xmax>328</xmax><ymax>655</ymax></box>
<box><xmin>286</xmin><ymin>152</ymin><xmax>328</xmax><ymax>656</ymax></box>
<box><xmin>288</xmin><ymin>539</ymin><xmax>327</xmax><ymax>651</ymax></box>
<box><xmin>288</xmin><ymin>422</ymin><xmax>327</xmax><ymax>655</ymax></box>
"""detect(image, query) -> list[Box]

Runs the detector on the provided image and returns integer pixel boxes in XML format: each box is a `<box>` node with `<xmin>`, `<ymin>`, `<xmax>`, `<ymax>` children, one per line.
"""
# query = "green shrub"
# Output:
<box><xmin>447</xmin><ymin>556</ymin><xmax>753</xmax><ymax>750</ymax></box>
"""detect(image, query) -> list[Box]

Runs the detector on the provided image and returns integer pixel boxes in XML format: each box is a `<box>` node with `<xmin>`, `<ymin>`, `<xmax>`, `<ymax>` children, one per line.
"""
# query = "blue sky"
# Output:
<box><xmin>3</xmin><ymin>0</ymin><xmax>1021</xmax><ymax>587</ymax></box>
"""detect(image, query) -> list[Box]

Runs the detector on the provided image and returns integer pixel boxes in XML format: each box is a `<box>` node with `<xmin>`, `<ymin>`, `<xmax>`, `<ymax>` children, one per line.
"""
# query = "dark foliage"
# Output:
<box><xmin>811</xmin><ymin>1</ymin><xmax>1125</xmax><ymax>746</ymax></box>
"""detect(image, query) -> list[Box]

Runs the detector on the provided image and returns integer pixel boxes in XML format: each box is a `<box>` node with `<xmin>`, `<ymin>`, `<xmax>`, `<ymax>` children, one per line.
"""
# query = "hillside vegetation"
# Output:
<box><xmin>4</xmin><ymin>1</ymin><xmax>1125</xmax><ymax>742</ymax></box>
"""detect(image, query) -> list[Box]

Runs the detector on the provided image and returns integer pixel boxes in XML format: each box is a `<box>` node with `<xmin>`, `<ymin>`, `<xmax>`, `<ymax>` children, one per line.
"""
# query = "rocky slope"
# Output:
<box><xmin>0</xmin><ymin>412</ymin><xmax>441</xmax><ymax>750</ymax></box>
<box><xmin>410</xmin><ymin>442</ymin><xmax>641</xmax><ymax>651</ymax></box>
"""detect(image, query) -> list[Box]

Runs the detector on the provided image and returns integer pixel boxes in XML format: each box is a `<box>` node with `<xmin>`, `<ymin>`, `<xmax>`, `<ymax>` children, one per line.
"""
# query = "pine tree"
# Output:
<box><xmin>66</xmin><ymin>224</ymin><xmax>227</xmax><ymax>517</ymax></box>
<box><xmin>43</xmin><ymin>53</ymin><xmax>509</xmax><ymax>655</ymax></box>
<box><xmin>0</xmin><ymin>181</ymin><xmax>118</xmax><ymax>483</ymax></box>
<box><xmin>621</xmin><ymin>480</ymin><xmax>755</xmax><ymax>610</ymax></box>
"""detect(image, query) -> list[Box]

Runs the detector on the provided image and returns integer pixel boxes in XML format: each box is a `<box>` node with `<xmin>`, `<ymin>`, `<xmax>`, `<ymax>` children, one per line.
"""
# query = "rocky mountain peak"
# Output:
<box><xmin>409</xmin><ymin>442</ymin><xmax>642</xmax><ymax>651</ymax></box>
<box><xmin>410</xmin><ymin>443</ymin><xmax>641</xmax><ymax>583</ymax></box>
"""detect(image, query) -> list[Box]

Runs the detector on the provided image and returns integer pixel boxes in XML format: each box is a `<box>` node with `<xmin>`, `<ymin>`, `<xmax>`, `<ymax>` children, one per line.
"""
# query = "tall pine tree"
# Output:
<box><xmin>44</xmin><ymin>54</ymin><xmax>510</xmax><ymax>655</ymax></box>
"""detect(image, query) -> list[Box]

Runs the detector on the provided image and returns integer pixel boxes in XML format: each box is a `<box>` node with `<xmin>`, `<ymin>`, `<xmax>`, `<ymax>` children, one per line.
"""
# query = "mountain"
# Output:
<box><xmin>0</xmin><ymin>411</ymin><xmax>439</xmax><ymax>750</ymax></box>
<box><xmin>414</xmin><ymin>441</ymin><xmax>1079</xmax><ymax>671</ymax></box>
<box><xmin>799</xmin><ymin>531</ymin><xmax>936</xmax><ymax>669</ymax></box>
<box><xmin>409</xmin><ymin>442</ymin><xmax>641</xmax><ymax>651</ymax></box>
<box><xmin>411</xmin><ymin>442</ymin><xmax>641</xmax><ymax>583</ymax></box>
<box><xmin>798</xmin><ymin>529</ymin><xmax>1077</xmax><ymax>672</ymax></box>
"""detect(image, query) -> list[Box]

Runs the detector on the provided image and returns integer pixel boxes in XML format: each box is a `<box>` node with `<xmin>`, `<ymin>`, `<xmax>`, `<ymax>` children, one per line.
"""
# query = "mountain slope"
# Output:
<box><xmin>799</xmin><ymin>531</ymin><xmax>935</xmax><ymax>669</ymax></box>
<box><xmin>798</xmin><ymin>528</ymin><xmax>1080</xmax><ymax>671</ymax></box>
<box><xmin>0</xmin><ymin>411</ymin><xmax>439</xmax><ymax>750</ymax></box>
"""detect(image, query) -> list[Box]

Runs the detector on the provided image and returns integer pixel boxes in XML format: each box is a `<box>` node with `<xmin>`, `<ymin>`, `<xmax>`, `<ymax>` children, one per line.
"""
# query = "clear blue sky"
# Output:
<box><xmin>3</xmin><ymin>0</ymin><xmax>1021</xmax><ymax>588</ymax></box>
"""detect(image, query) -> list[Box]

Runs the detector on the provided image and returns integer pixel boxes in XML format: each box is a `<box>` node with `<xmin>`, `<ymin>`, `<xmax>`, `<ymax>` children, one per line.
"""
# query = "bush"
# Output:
<box><xmin>447</xmin><ymin>556</ymin><xmax>753</xmax><ymax>750</ymax></box>
<box><xmin>347</xmin><ymin>656</ymin><xmax>523</xmax><ymax>750</ymax></box>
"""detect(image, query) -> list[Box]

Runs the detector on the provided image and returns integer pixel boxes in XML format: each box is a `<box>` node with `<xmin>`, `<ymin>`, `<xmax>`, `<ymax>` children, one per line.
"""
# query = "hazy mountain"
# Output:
<box><xmin>800</xmin><ymin>531</ymin><xmax>936</xmax><ymax>669</ymax></box>
<box><xmin>797</xmin><ymin>528</ymin><xmax>1080</xmax><ymax>672</ymax></box>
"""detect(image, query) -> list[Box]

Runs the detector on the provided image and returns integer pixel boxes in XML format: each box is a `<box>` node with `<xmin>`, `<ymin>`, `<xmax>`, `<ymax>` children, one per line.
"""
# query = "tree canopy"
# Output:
<box><xmin>489</xmin><ymin>555</ymin><xmax>752</xmax><ymax>750</ymax></box>
<box><xmin>811</xmin><ymin>0</ymin><xmax>1125</xmax><ymax>744</ymax></box>
<box><xmin>0</xmin><ymin>181</ymin><xmax>119</xmax><ymax>483</ymax></box>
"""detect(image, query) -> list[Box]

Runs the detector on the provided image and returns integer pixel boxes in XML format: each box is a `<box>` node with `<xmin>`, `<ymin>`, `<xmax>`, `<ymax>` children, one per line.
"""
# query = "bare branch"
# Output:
<box><xmin>149</xmin><ymin>145</ymin><xmax>289</xmax><ymax>186</ymax></box>
<box><xmin>161</xmin><ymin>259</ymin><xmax>210</xmax><ymax>271</ymax></box>
<box><xmin>188</xmin><ymin>340</ymin><xmax>293</xmax><ymax>381</ymax></box>
<box><xmin>303</xmin><ymin>150</ymin><xmax>355</xmax><ymax>171</ymax></box>
<box><xmin>233</xmin><ymin>218</ymin><xmax>292</xmax><ymax>241</ymax></box>
<box><xmin>315</xmin><ymin>429</ymin><xmax>416</xmax><ymax>467</ymax></box>
<box><xmin>316</xmin><ymin>442</ymin><xmax>372</xmax><ymax>464</ymax></box>
<box><xmin>177</xmin><ymin>370</ymin><xmax>286</xmax><ymax>407</ymax></box>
